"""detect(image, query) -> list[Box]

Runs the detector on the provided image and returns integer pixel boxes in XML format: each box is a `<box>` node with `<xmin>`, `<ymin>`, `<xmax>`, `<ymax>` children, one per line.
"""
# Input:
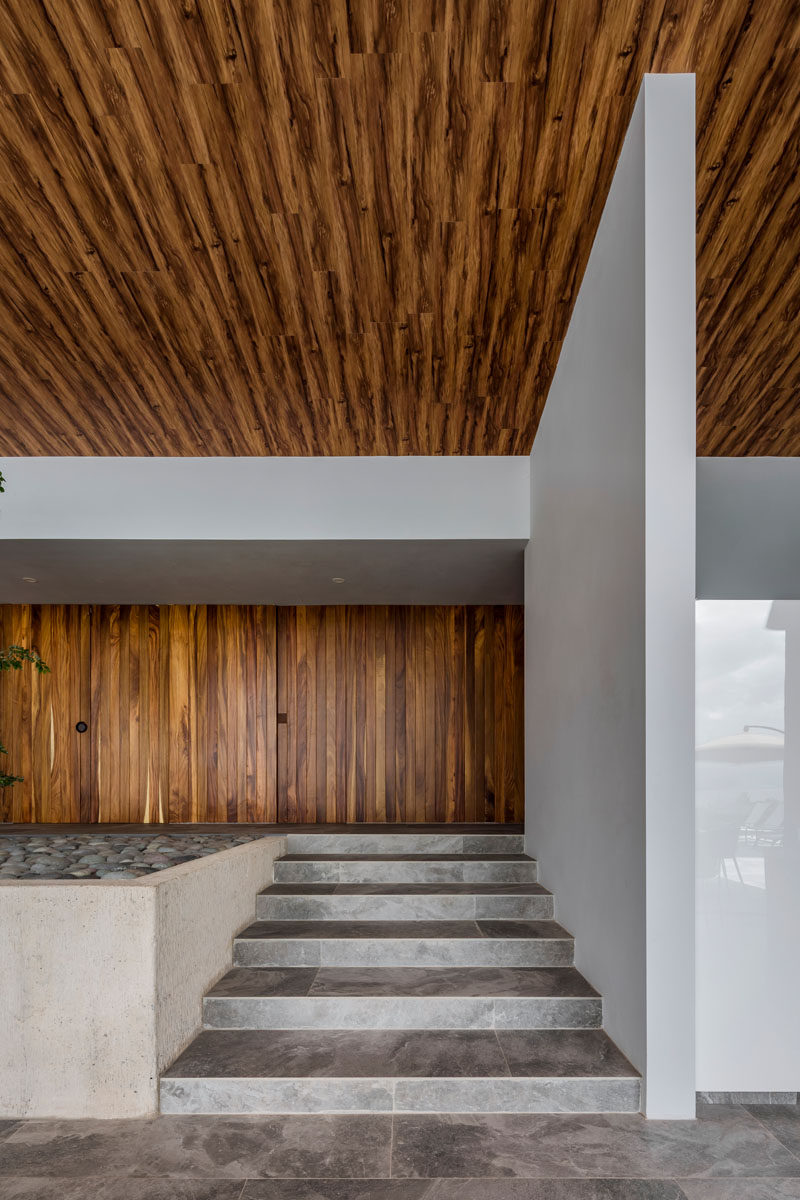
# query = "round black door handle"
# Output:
<box><xmin>75</xmin><ymin>721</ymin><xmax>88</xmax><ymax>733</ymax></box>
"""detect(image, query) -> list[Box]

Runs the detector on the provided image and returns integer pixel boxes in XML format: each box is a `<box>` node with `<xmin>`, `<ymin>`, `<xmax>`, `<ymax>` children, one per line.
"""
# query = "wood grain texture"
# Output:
<box><xmin>1</xmin><ymin>603</ymin><xmax>279</xmax><ymax>823</ymax></box>
<box><xmin>0</xmin><ymin>2</ymin><xmax>797</xmax><ymax>457</ymax></box>
<box><xmin>277</xmin><ymin>606</ymin><xmax>524</xmax><ymax>824</ymax></box>
<box><xmin>0</xmin><ymin>605</ymin><xmax>87</xmax><ymax>823</ymax></box>
<box><xmin>1</xmin><ymin>603</ymin><xmax>522</xmax><ymax>823</ymax></box>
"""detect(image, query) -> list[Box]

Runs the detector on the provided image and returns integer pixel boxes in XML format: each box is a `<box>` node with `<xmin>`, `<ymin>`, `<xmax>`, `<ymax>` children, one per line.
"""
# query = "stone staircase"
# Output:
<box><xmin>160</xmin><ymin>831</ymin><xmax>640</xmax><ymax>1114</ymax></box>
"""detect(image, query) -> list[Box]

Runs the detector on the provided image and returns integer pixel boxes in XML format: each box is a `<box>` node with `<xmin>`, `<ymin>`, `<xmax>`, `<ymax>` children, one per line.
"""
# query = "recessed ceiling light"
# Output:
<box><xmin>22</xmin><ymin>577</ymin><xmax>38</xmax><ymax>583</ymax></box>
<box><xmin>332</xmin><ymin>577</ymin><xmax>345</xmax><ymax>584</ymax></box>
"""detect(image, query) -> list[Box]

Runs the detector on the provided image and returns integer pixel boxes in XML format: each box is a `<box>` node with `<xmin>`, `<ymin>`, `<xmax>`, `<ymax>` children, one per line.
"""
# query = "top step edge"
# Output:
<box><xmin>284</xmin><ymin>833</ymin><xmax>526</xmax><ymax>855</ymax></box>
<box><xmin>278</xmin><ymin>853</ymin><xmax>535</xmax><ymax>863</ymax></box>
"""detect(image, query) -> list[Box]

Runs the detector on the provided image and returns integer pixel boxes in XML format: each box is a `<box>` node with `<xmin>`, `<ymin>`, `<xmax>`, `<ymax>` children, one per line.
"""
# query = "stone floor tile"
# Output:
<box><xmin>475</xmin><ymin>920</ymin><xmax>571</xmax><ymax>939</ymax></box>
<box><xmin>0</xmin><ymin>1116</ymin><xmax>392</xmax><ymax>1179</ymax></box>
<box><xmin>163</xmin><ymin>1028</ymin><xmax>509</xmax><ymax>1078</ymax></box>
<box><xmin>745</xmin><ymin>1108</ymin><xmax>800</xmax><ymax>1159</ymax></box>
<box><xmin>207</xmin><ymin>969</ymin><xmax>319</xmax><ymax>998</ymax></box>
<box><xmin>496</xmin><ymin>1030</ymin><xmax>639</xmax><ymax>1078</ymax></box>
<box><xmin>306</xmin><ymin>966</ymin><xmax>598</xmax><ymax>998</ymax></box>
<box><xmin>0</xmin><ymin>1180</ymin><xmax>246</xmax><ymax>1199</ymax></box>
<box><xmin>242</xmin><ymin>1182</ymin><xmax>684</xmax><ymax>1199</ymax></box>
<box><xmin>238</xmin><ymin>921</ymin><xmax>484</xmax><ymax>939</ymax></box>
<box><xmin>679</xmin><ymin>1183</ymin><xmax>800</xmax><ymax>1199</ymax></box>
<box><xmin>242</xmin><ymin>1182</ymin><xmax>431</xmax><ymax>1199</ymax></box>
<box><xmin>391</xmin><ymin>1108</ymin><xmax>800</xmax><ymax>1179</ymax></box>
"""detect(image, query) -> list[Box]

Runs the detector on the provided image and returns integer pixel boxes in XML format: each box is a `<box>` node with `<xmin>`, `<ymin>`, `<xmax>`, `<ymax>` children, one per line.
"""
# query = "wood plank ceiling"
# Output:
<box><xmin>0</xmin><ymin>1</ymin><xmax>797</xmax><ymax>457</ymax></box>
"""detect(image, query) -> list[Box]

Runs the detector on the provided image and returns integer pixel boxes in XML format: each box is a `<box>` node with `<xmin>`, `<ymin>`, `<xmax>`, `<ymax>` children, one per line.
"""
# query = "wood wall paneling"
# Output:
<box><xmin>0</xmin><ymin>3</ymin><xmax>798</xmax><ymax>457</ymax></box>
<box><xmin>276</xmin><ymin>606</ymin><xmax>524</xmax><ymax>824</ymax></box>
<box><xmin>0</xmin><ymin>604</ymin><xmax>522</xmax><ymax>824</ymax></box>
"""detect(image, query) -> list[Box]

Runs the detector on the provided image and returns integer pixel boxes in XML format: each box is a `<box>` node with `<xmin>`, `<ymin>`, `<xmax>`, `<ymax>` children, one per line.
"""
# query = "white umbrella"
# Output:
<box><xmin>696</xmin><ymin>729</ymin><xmax>784</xmax><ymax>763</ymax></box>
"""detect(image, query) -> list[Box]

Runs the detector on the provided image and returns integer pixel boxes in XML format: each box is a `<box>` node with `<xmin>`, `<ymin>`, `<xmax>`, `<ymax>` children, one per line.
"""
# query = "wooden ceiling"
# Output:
<box><xmin>0</xmin><ymin>1</ymin><xmax>798</xmax><ymax>457</ymax></box>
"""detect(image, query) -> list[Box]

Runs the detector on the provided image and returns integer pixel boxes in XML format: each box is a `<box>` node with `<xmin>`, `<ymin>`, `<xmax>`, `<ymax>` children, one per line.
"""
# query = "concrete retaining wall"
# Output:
<box><xmin>0</xmin><ymin>835</ymin><xmax>285</xmax><ymax>1117</ymax></box>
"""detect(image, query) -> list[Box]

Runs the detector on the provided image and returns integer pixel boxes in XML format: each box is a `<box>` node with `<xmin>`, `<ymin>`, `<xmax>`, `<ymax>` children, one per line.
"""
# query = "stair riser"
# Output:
<box><xmin>257</xmin><ymin>895</ymin><xmax>554</xmax><ymax>921</ymax></box>
<box><xmin>203</xmin><ymin>995</ymin><xmax>602</xmax><ymax>1031</ymax></box>
<box><xmin>234</xmin><ymin>938</ymin><xmax>574</xmax><ymax>969</ymax></box>
<box><xmin>160</xmin><ymin>1076</ymin><xmax>640</xmax><ymax>1115</ymax></box>
<box><xmin>285</xmin><ymin>833</ymin><xmax>524</xmax><ymax>856</ymax></box>
<box><xmin>274</xmin><ymin>861</ymin><xmax>538</xmax><ymax>884</ymax></box>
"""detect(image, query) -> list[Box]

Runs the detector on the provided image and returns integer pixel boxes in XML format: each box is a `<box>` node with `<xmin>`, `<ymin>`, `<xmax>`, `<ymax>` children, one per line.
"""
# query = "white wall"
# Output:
<box><xmin>525</xmin><ymin>74</ymin><xmax>696</xmax><ymax>1117</ymax></box>
<box><xmin>0</xmin><ymin>836</ymin><xmax>284</xmax><ymax>1117</ymax></box>
<box><xmin>0</xmin><ymin>456</ymin><xmax>529</xmax><ymax>541</ymax></box>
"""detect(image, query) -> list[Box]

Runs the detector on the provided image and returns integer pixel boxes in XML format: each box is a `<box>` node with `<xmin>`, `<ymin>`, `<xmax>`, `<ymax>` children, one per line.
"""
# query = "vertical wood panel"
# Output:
<box><xmin>434</xmin><ymin>606</ymin><xmax>447</xmax><ymax>822</ymax></box>
<box><xmin>78</xmin><ymin>606</ymin><xmax>92</xmax><ymax>822</ymax></box>
<box><xmin>324</xmin><ymin>607</ymin><xmax>337</xmax><ymax>824</ymax></box>
<box><xmin>413</xmin><ymin>607</ymin><xmax>426</xmax><ymax>822</ymax></box>
<box><xmin>384</xmin><ymin>606</ymin><xmax>396</xmax><ymax>822</ymax></box>
<box><xmin>315</xmin><ymin>610</ymin><xmax>327</xmax><ymax>825</ymax></box>
<box><xmin>484</xmin><ymin>606</ymin><xmax>497</xmax><ymax>822</ymax></box>
<box><xmin>167</xmin><ymin>605</ymin><xmax>190</xmax><ymax>824</ymax></box>
<box><xmin>365</xmin><ymin>607</ymin><xmax>376</xmax><ymax>824</ymax></box>
<box><xmin>263</xmin><ymin>605</ymin><xmax>278</xmax><ymax>825</ymax></box>
<box><xmin>1</xmin><ymin>604</ymin><xmax>522</xmax><ymax>825</ymax></box>
<box><xmin>473</xmin><ymin>606</ymin><xmax>486</xmax><ymax>827</ymax></box>
<box><xmin>424</xmin><ymin>607</ymin><xmax>436</xmax><ymax>822</ymax></box>
<box><xmin>394</xmin><ymin>609</ymin><xmax>407</xmax><ymax>824</ymax></box>
<box><xmin>374</xmin><ymin>607</ymin><xmax>387</xmax><ymax>823</ymax></box>
<box><xmin>464</xmin><ymin>606</ymin><xmax>476</xmax><ymax>824</ymax></box>
<box><xmin>334</xmin><ymin>606</ymin><xmax>347</xmax><ymax>824</ymax></box>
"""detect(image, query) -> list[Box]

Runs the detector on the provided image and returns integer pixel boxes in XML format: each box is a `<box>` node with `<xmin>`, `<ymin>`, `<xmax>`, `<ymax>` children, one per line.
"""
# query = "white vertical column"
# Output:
<box><xmin>643</xmin><ymin>73</ymin><xmax>696</xmax><ymax>1118</ymax></box>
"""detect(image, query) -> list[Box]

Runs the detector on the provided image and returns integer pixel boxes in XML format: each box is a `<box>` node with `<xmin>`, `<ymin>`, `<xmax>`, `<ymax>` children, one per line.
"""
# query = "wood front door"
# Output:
<box><xmin>276</xmin><ymin>606</ymin><xmax>524</xmax><ymax>824</ymax></box>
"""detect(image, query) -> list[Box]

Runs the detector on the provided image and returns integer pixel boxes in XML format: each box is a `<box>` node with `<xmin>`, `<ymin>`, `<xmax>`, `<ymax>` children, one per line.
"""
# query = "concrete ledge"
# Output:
<box><xmin>0</xmin><ymin>835</ymin><xmax>286</xmax><ymax>1118</ymax></box>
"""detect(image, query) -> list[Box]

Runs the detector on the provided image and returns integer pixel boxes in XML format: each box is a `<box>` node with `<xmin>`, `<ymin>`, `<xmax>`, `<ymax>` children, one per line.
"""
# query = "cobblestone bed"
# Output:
<box><xmin>0</xmin><ymin>831</ymin><xmax>269</xmax><ymax>880</ymax></box>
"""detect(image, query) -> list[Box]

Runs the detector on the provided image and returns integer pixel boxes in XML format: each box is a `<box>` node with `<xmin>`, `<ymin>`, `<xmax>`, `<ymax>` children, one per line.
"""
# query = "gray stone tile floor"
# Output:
<box><xmin>261</xmin><ymin>883</ymin><xmax>550</xmax><ymax>894</ymax></box>
<box><xmin>162</xmin><ymin>1027</ymin><xmax>637</xmax><ymax>1081</ymax></box>
<box><xmin>237</xmin><ymin>920</ymin><xmax>570</xmax><ymax>939</ymax></box>
<box><xmin>207</xmin><ymin>966</ymin><xmax>600</xmax><ymax>998</ymax></box>
<box><xmin>1</xmin><ymin>1105</ymin><xmax>799</xmax><ymax>1197</ymax></box>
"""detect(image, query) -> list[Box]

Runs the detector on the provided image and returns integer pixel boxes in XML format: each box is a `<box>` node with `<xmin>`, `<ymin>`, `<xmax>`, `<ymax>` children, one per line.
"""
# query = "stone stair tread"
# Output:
<box><xmin>279</xmin><ymin>853</ymin><xmax>533</xmax><ymax>862</ymax></box>
<box><xmin>260</xmin><ymin>882</ymin><xmax>550</xmax><ymax>896</ymax></box>
<box><xmin>208</xmin><ymin>965</ymin><xmax>599</xmax><ymax>999</ymax></box>
<box><xmin>285</xmin><ymin>824</ymin><xmax>523</xmax><ymax>833</ymax></box>
<box><xmin>236</xmin><ymin>919</ymin><xmax>571</xmax><ymax>941</ymax></box>
<box><xmin>162</xmin><ymin>1028</ymin><xmax>638</xmax><ymax>1080</ymax></box>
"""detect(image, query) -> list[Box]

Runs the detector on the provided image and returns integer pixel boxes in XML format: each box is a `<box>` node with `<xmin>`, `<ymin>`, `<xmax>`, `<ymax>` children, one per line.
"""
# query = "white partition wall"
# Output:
<box><xmin>524</xmin><ymin>75</ymin><xmax>696</xmax><ymax>1117</ymax></box>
